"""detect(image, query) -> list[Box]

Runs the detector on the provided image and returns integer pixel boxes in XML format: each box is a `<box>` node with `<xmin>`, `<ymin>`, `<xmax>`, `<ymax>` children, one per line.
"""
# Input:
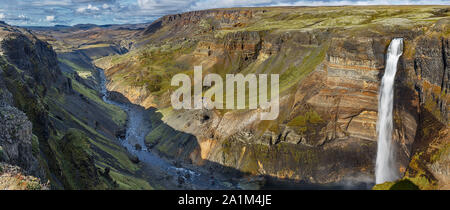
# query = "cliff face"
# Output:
<box><xmin>0</xmin><ymin>23</ymin><xmax>66</xmax><ymax>182</ymax></box>
<box><xmin>1</xmin><ymin>22</ymin><xmax>152</xmax><ymax>189</ymax></box>
<box><xmin>100</xmin><ymin>6</ymin><xmax>449</xmax><ymax>186</ymax></box>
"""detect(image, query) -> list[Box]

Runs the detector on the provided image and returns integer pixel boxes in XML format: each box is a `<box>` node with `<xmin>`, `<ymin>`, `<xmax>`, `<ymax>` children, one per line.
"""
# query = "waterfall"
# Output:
<box><xmin>375</xmin><ymin>38</ymin><xmax>403</xmax><ymax>184</ymax></box>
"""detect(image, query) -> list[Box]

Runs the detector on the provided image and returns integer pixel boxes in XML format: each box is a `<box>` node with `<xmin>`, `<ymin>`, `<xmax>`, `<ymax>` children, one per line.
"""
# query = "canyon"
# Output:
<box><xmin>0</xmin><ymin>6</ymin><xmax>449</xmax><ymax>190</ymax></box>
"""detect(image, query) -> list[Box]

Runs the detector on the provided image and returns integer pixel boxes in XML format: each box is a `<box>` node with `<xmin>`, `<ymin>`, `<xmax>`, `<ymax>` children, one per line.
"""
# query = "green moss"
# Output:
<box><xmin>403</xmin><ymin>151</ymin><xmax>438</xmax><ymax>190</ymax></box>
<box><xmin>0</xmin><ymin>146</ymin><xmax>4</xmax><ymax>161</ymax></box>
<box><xmin>372</xmin><ymin>181</ymin><xmax>396</xmax><ymax>190</ymax></box>
<box><xmin>373</xmin><ymin>179</ymin><xmax>420</xmax><ymax>190</ymax></box>
<box><xmin>108</xmin><ymin>169</ymin><xmax>152</xmax><ymax>190</ymax></box>
<box><xmin>145</xmin><ymin>124</ymin><xmax>166</xmax><ymax>145</ymax></box>
<box><xmin>45</xmin><ymin>87</ymin><xmax>149</xmax><ymax>189</ymax></box>
<box><xmin>288</xmin><ymin>115</ymin><xmax>307</xmax><ymax>127</ymax></box>
<box><xmin>58</xmin><ymin>128</ymin><xmax>104</xmax><ymax>189</ymax></box>
<box><xmin>59</xmin><ymin>58</ymin><xmax>89</xmax><ymax>72</ymax></box>
<box><xmin>71</xmin><ymin>77</ymin><xmax>126</xmax><ymax>126</ymax></box>
<box><xmin>280</xmin><ymin>43</ymin><xmax>328</xmax><ymax>92</ymax></box>
<box><xmin>31</xmin><ymin>134</ymin><xmax>39</xmax><ymax>157</ymax></box>
<box><xmin>287</xmin><ymin>110</ymin><xmax>324</xmax><ymax>133</ymax></box>
<box><xmin>144</xmin><ymin>121</ymin><xmax>197</xmax><ymax>159</ymax></box>
<box><xmin>423</xmin><ymin>97</ymin><xmax>441</xmax><ymax>119</ymax></box>
<box><xmin>78</xmin><ymin>43</ymin><xmax>111</xmax><ymax>50</ymax></box>
<box><xmin>108</xmin><ymin>40</ymin><xmax>198</xmax><ymax>97</ymax></box>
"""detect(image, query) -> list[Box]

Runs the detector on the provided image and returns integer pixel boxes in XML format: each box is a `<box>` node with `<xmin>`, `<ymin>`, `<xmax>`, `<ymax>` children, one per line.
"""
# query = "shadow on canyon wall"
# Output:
<box><xmin>108</xmin><ymin>90</ymin><xmax>376</xmax><ymax>190</ymax></box>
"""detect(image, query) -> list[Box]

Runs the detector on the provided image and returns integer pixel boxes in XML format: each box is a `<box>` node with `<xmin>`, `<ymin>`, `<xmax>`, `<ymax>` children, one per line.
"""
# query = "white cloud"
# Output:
<box><xmin>76</xmin><ymin>4</ymin><xmax>100</xmax><ymax>13</ymax></box>
<box><xmin>0</xmin><ymin>13</ymin><xmax>4</xmax><ymax>20</ymax></box>
<box><xmin>102</xmin><ymin>3</ymin><xmax>110</xmax><ymax>9</ymax></box>
<box><xmin>137</xmin><ymin>0</ymin><xmax>194</xmax><ymax>12</ymax></box>
<box><xmin>46</xmin><ymin>15</ymin><xmax>55</xmax><ymax>21</ymax></box>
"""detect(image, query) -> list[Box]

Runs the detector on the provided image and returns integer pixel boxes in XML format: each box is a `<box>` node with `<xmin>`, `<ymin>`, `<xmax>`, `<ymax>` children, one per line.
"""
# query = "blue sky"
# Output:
<box><xmin>0</xmin><ymin>0</ymin><xmax>448</xmax><ymax>26</ymax></box>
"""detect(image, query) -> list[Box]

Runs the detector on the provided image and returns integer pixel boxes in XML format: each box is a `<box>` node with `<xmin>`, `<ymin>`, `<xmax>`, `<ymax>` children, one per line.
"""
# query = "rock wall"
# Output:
<box><xmin>0</xmin><ymin>74</ymin><xmax>42</xmax><ymax>177</ymax></box>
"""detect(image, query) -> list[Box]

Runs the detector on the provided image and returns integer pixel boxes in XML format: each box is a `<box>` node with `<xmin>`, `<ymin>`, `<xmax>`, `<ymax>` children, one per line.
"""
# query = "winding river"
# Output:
<box><xmin>97</xmin><ymin>68</ymin><xmax>232</xmax><ymax>189</ymax></box>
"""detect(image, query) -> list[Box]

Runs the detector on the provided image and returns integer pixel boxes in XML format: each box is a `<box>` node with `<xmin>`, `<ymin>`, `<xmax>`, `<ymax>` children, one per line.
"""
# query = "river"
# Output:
<box><xmin>97</xmin><ymin>67</ymin><xmax>233</xmax><ymax>189</ymax></box>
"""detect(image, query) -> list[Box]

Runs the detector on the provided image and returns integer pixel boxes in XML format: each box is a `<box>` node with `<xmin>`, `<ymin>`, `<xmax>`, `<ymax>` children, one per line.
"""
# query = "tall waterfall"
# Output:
<box><xmin>375</xmin><ymin>38</ymin><xmax>403</xmax><ymax>184</ymax></box>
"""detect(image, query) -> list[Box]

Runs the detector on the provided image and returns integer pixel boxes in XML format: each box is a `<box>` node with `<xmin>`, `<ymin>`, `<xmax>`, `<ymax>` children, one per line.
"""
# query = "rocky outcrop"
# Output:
<box><xmin>0</xmin><ymin>105</ymin><xmax>42</xmax><ymax>177</ymax></box>
<box><xmin>0</xmin><ymin>64</ymin><xmax>43</xmax><ymax>178</ymax></box>
<box><xmin>143</xmin><ymin>9</ymin><xmax>254</xmax><ymax>36</ymax></box>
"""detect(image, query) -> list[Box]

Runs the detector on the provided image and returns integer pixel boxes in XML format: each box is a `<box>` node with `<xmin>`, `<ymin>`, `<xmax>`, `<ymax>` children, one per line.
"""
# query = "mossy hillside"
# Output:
<box><xmin>31</xmin><ymin>134</ymin><xmax>39</xmax><ymax>157</ymax></box>
<box><xmin>42</xmin><ymin>69</ymin><xmax>151</xmax><ymax>189</ymax></box>
<box><xmin>104</xmin><ymin>40</ymin><xmax>198</xmax><ymax>97</ymax></box>
<box><xmin>286</xmin><ymin>109</ymin><xmax>325</xmax><ymax>138</ymax></box>
<box><xmin>58</xmin><ymin>57</ymin><xmax>127</xmax><ymax>126</ymax></box>
<box><xmin>1</xmin><ymin>55</ymin><xmax>65</xmax><ymax>186</ymax></box>
<box><xmin>403</xmin><ymin>152</ymin><xmax>438</xmax><ymax>190</ymax></box>
<box><xmin>145</xmin><ymin>122</ymin><xmax>197</xmax><ymax>160</ymax></box>
<box><xmin>396</xmin><ymin>107</ymin><xmax>448</xmax><ymax>190</ymax></box>
<box><xmin>59</xmin><ymin>58</ymin><xmax>94</xmax><ymax>79</ymax></box>
<box><xmin>47</xmin><ymin>94</ymin><xmax>137</xmax><ymax>172</ymax></box>
<box><xmin>372</xmin><ymin>179</ymin><xmax>420</xmax><ymax>190</ymax></box>
<box><xmin>57</xmin><ymin>128</ymin><xmax>105</xmax><ymax>189</ymax></box>
<box><xmin>70</xmin><ymin>74</ymin><xmax>126</xmax><ymax>126</ymax></box>
<box><xmin>47</xmin><ymin>97</ymin><xmax>151</xmax><ymax>189</ymax></box>
<box><xmin>148</xmin><ymin>37</ymin><xmax>324</xmax><ymax>113</ymax></box>
<box><xmin>46</xmin><ymin>73</ymin><xmax>130</xmax><ymax>173</ymax></box>
<box><xmin>78</xmin><ymin>43</ymin><xmax>112</xmax><ymax>50</ymax></box>
<box><xmin>105</xmin><ymin>167</ymin><xmax>152</xmax><ymax>190</ymax></box>
<box><xmin>56</xmin><ymin>129</ymin><xmax>150</xmax><ymax>190</ymax></box>
<box><xmin>220</xmin><ymin>138</ymin><xmax>320</xmax><ymax>177</ymax></box>
<box><xmin>402</xmin><ymin>134</ymin><xmax>448</xmax><ymax>190</ymax></box>
<box><xmin>214</xmin><ymin>6</ymin><xmax>448</xmax><ymax>38</ymax></box>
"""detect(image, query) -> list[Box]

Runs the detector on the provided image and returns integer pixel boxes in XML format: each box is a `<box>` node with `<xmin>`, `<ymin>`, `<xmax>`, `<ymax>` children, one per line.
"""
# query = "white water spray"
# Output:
<box><xmin>375</xmin><ymin>38</ymin><xmax>403</xmax><ymax>184</ymax></box>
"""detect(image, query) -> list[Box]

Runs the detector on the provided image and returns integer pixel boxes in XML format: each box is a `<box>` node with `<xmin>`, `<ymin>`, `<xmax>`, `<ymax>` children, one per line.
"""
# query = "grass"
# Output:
<box><xmin>70</xmin><ymin>74</ymin><xmax>126</xmax><ymax>126</ymax></box>
<box><xmin>215</xmin><ymin>6</ymin><xmax>448</xmax><ymax>38</ymax></box>
<box><xmin>79</xmin><ymin>43</ymin><xmax>111</xmax><ymax>50</ymax></box>
<box><xmin>43</xmin><ymin>66</ymin><xmax>149</xmax><ymax>189</ymax></box>
<box><xmin>373</xmin><ymin>179</ymin><xmax>420</xmax><ymax>190</ymax></box>
<box><xmin>287</xmin><ymin>110</ymin><xmax>324</xmax><ymax>134</ymax></box>
<box><xmin>279</xmin><ymin>43</ymin><xmax>328</xmax><ymax>92</ymax></box>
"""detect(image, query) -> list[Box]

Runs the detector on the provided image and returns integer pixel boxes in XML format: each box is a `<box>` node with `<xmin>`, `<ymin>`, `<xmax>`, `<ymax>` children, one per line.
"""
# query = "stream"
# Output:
<box><xmin>97</xmin><ymin>68</ymin><xmax>232</xmax><ymax>189</ymax></box>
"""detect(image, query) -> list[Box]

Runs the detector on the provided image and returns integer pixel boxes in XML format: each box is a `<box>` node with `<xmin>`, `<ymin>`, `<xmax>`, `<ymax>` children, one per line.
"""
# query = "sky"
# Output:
<box><xmin>0</xmin><ymin>0</ymin><xmax>448</xmax><ymax>26</ymax></box>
